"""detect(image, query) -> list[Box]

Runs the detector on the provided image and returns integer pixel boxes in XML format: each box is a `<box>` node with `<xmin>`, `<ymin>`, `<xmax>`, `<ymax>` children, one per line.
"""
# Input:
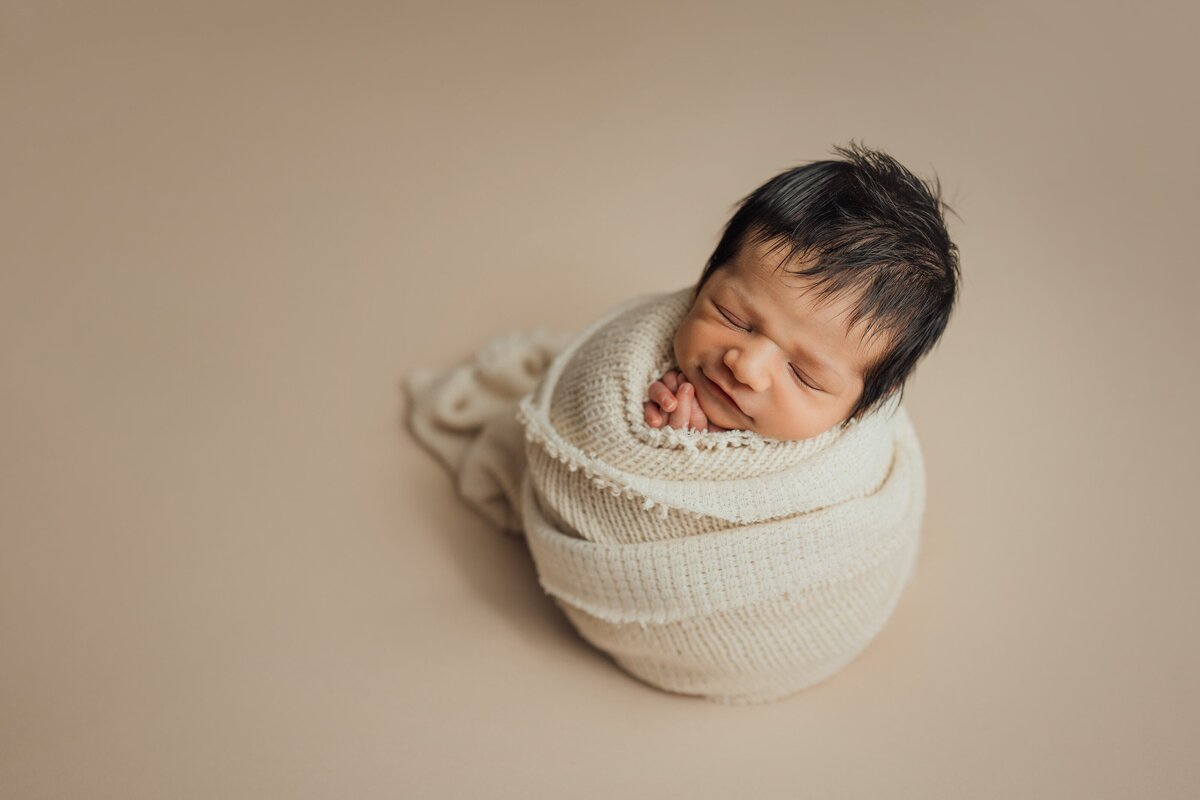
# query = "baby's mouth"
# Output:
<box><xmin>698</xmin><ymin>367</ymin><xmax>749</xmax><ymax>419</ymax></box>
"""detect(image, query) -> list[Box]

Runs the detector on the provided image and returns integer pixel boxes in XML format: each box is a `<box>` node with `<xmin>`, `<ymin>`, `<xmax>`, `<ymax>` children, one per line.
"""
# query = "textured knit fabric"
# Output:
<box><xmin>404</xmin><ymin>287</ymin><xmax>925</xmax><ymax>704</ymax></box>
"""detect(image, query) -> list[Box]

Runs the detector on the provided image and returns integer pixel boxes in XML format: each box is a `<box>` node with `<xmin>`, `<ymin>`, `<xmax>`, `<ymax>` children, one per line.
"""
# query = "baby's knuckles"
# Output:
<box><xmin>645</xmin><ymin>369</ymin><xmax>713</xmax><ymax>432</ymax></box>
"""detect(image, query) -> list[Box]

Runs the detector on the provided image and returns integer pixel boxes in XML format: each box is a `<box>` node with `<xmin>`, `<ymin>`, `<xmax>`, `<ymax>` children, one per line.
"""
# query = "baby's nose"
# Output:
<box><xmin>724</xmin><ymin>348</ymin><xmax>771</xmax><ymax>392</ymax></box>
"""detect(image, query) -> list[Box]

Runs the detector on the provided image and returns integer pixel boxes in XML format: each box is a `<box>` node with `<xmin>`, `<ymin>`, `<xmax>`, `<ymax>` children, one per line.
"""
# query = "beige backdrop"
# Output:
<box><xmin>2</xmin><ymin>1</ymin><xmax>1198</xmax><ymax>798</ymax></box>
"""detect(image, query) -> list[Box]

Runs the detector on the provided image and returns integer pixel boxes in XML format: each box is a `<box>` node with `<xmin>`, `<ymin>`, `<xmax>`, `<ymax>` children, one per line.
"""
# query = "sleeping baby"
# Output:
<box><xmin>406</xmin><ymin>141</ymin><xmax>960</xmax><ymax>703</ymax></box>
<box><xmin>644</xmin><ymin>142</ymin><xmax>959</xmax><ymax>444</ymax></box>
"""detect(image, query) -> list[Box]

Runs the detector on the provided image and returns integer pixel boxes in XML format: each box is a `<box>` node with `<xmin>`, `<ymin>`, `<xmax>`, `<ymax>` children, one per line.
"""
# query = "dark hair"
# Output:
<box><xmin>694</xmin><ymin>140</ymin><xmax>961</xmax><ymax>424</ymax></box>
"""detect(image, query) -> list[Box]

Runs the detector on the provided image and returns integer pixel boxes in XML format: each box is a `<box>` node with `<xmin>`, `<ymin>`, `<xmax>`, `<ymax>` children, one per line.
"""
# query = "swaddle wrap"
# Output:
<box><xmin>405</xmin><ymin>287</ymin><xmax>926</xmax><ymax>704</ymax></box>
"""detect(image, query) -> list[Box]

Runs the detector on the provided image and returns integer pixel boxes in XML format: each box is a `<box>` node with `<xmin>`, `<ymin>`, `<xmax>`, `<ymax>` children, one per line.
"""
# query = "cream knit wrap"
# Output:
<box><xmin>405</xmin><ymin>287</ymin><xmax>926</xmax><ymax>704</ymax></box>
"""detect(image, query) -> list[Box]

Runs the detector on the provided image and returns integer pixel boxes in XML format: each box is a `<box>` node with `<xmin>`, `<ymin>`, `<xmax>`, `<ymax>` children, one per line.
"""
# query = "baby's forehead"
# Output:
<box><xmin>713</xmin><ymin>254</ymin><xmax>891</xmax><ymax>366</ymax></box>
<box><xmin>720</xmin><ymin>252</ymin><xmax>865</xmax><ymax>322</ymax></box>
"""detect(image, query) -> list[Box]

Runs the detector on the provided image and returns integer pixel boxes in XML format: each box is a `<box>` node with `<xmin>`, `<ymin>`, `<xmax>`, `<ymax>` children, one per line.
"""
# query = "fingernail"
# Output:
<box><xmin>663</xmin><ymin>399</ymin><xmax>675</xmax><ymax>411</ymax></box>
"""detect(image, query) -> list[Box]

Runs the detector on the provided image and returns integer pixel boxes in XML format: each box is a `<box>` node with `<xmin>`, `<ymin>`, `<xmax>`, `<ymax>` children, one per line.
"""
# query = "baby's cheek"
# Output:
<box><xmin>672</xmin><ymin>316</ymin><xmax>701</xmax><ymax>365</ymax></box>
<box><xmin>671</xmin><ymin>324</ymin><xmax>689</xmax><ymax>369</ymax></box>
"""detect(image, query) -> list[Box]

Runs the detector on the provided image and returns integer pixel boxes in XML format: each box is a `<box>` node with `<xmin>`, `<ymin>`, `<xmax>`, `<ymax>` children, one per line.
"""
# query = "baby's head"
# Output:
<box><xmin>673</xmin><ymin>142</ymin><xmax>960</xmax><ymax>441</ymax></box>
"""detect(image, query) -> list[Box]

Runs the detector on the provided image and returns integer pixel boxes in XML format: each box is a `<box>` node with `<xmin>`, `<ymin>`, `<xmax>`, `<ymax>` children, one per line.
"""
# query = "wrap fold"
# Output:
<box><xmin>405</xmin><ymin>287</ymin><xmax>925</xmax><ymax>704</ymax></box>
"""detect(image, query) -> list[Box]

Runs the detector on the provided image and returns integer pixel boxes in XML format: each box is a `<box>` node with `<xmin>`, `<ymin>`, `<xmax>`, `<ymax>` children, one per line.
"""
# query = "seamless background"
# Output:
<box><xmin>2</xmin><ymin>1</ymin><xmax>1198</xmax><ymax>798</ymax></box>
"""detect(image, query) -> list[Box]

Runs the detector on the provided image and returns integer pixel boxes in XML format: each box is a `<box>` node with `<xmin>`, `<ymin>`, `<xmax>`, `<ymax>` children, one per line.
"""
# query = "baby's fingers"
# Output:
<box><xmin>647</xmin><ymin>380</ymin><xmax>678</xmax><ymax>413</ymax></box>
<box><xmin>668</xmin><ymin>383</ymin><xmax>694</xmax><ymax>429</ymax></box>
<box><xmin>662</xmin><ymin>369</ymin><xmax>684</xmax><ymax>393</ymax></box>
<box><xmin>689</xmin><ymin>395</ymin><xmax>709</xmax><ymax>432</ymax></box>
<box><xmin>643</xmin><ymin>401</ymin><xmax>665</xmax><ymax>428</ymax></box>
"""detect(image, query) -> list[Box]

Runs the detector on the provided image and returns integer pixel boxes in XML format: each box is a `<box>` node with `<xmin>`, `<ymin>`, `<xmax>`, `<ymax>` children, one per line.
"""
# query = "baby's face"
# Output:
<box><xmin>672</xmin><ymin>238</ymin><xmax>890</xmax><ymax>441</ymax></box>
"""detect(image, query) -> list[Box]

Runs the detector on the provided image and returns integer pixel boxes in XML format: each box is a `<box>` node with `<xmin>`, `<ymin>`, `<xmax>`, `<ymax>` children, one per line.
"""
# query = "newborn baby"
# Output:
<box><xmin>645</xmin><ymin>142</ymin><xmax>959</xmax><ymax>443</ymax></box>
<box><xmin>406</xmin><ymin>140</ymin><xmax>961</xmax><ymax>703</ymax></box>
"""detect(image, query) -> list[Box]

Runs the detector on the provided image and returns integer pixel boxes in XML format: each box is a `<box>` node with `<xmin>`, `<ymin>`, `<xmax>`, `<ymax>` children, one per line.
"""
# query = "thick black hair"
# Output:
<box><xmin>694</xmin><ymin>140</ymin><xmax>961</xmax><ymax>424</ymax></box>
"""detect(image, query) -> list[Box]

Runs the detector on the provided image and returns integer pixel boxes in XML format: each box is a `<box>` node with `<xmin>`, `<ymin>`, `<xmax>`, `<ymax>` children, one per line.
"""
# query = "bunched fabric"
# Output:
<box><xmin>404</xmin><ymin>287</ymin><xmax>925</xmax><ymax>704</ymax></box>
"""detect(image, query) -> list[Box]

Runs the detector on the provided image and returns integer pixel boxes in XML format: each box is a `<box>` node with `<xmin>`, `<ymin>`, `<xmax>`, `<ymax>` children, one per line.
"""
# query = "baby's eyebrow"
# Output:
<box><xmin>722</xmin><ymin>283</ymin><xmax>846</xmax><ymax>390</ymax></box>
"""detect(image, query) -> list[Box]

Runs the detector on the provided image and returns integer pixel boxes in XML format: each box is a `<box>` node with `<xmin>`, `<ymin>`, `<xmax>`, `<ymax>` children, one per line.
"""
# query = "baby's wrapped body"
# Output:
<box><xmin>405</xmin><ymin>287</ymin><xmax>925</xmax><ymax>704</ymax></box>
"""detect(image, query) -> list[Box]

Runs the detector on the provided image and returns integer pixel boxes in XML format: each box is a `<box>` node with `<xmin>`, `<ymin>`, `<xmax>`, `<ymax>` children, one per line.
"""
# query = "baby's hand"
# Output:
<box><xmin>643</xmin><ymin>368</ymin><xmax>718</xmax><ymax>432</ymax></box>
